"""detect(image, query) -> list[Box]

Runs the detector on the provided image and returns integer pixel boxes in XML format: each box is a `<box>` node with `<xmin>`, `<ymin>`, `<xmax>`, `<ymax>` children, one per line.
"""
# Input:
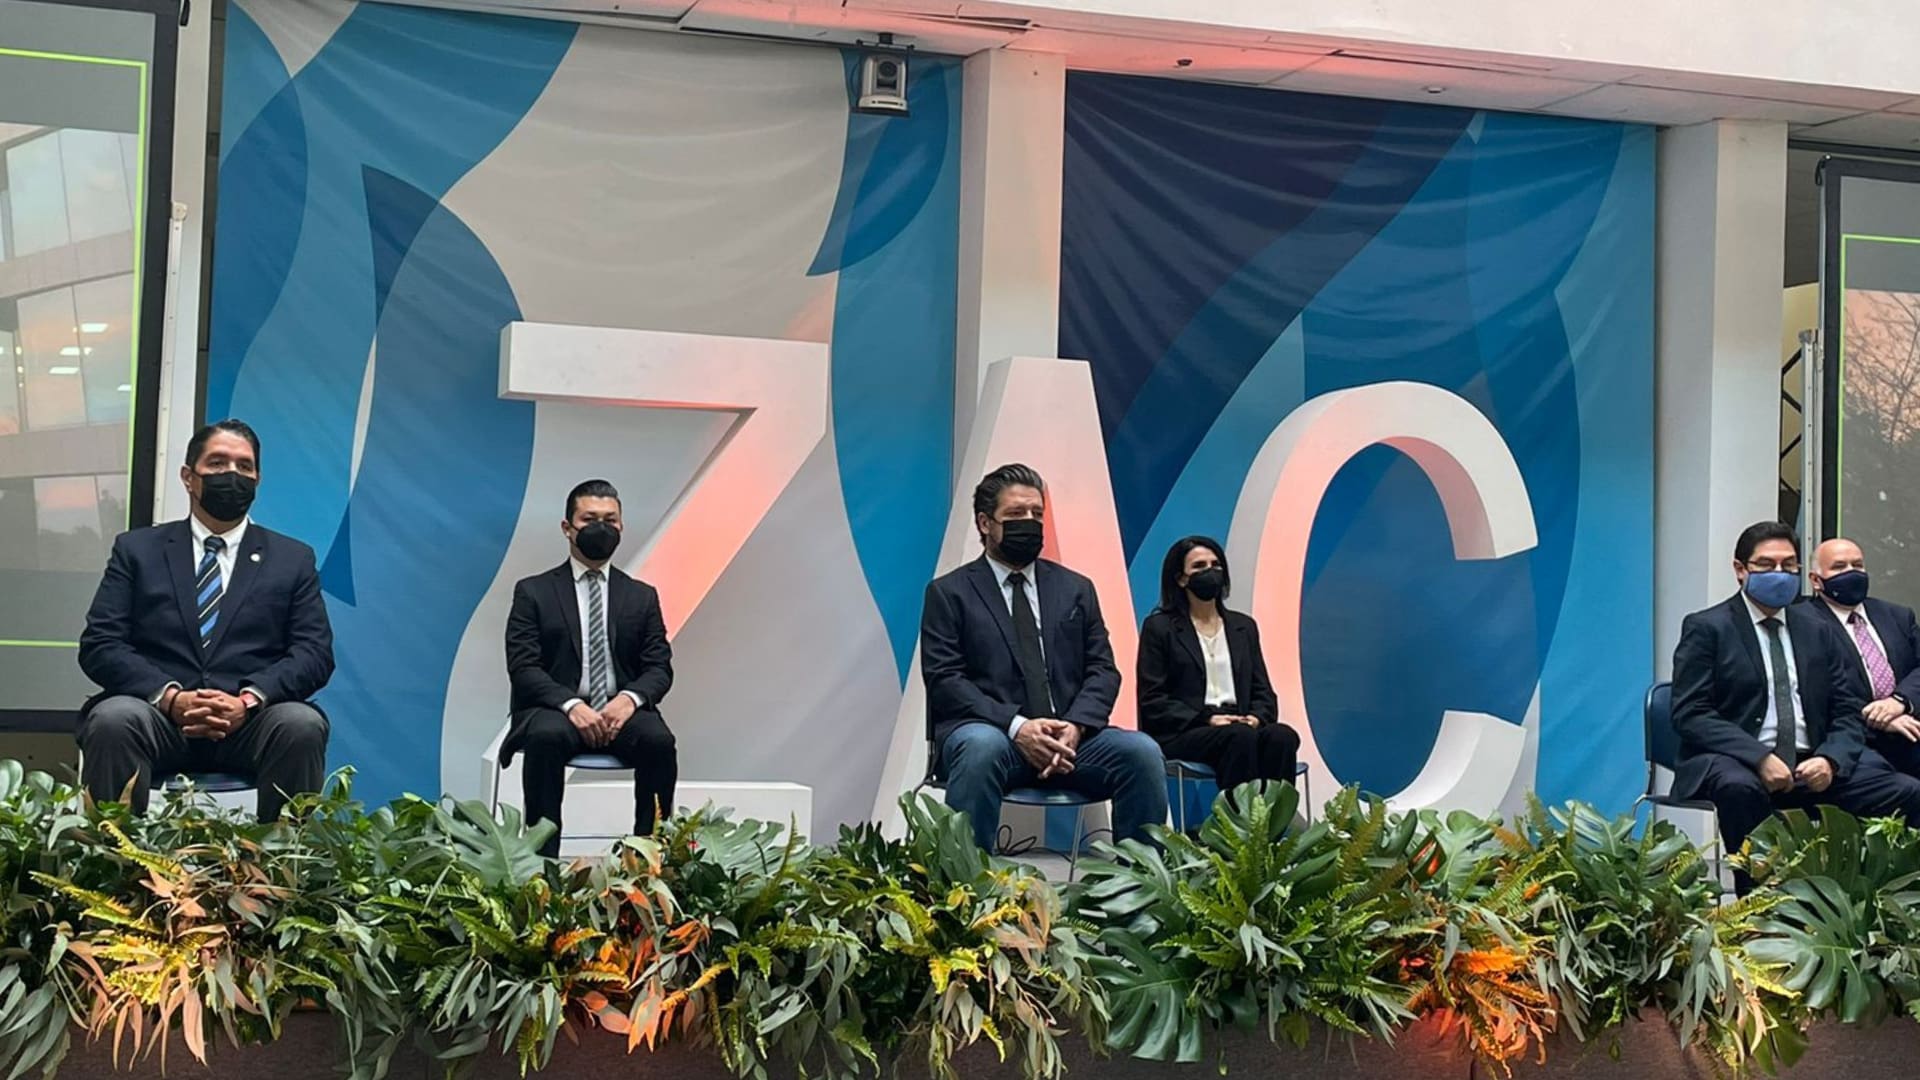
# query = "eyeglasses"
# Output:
<box><xmin>1744</xmin><ymin>561</ymin><xmax>1800</xmax><ymax>574</ymax></box>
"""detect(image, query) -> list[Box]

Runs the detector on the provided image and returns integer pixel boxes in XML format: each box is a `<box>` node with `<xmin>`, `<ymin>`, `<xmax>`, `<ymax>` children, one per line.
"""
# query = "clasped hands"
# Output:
<box><xmin>1757</xmin><ymin>752</ymin><xmax>1832</xmax><ymax>794</ymax></box>
<box><xmin>1013</xmin><ymin>718</ymin><xmax>1083</xmax><ymax>780</ymax></box>
<box><xmin>162</xmin><ymin>687</ymin><xmax>252</xmax><ymax>740</ymax></box>
<box><xmin>568</xmin><ymin>693</ymin><xmax>638</xmax><ymax>748</ymax></box>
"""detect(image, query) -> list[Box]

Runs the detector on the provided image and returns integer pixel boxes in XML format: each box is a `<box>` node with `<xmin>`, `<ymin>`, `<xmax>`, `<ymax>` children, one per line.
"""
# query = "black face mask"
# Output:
<box><xmin>574</xmin><ymin>520</ymin><xmax>621</xmax><ymax>562</ymax></box>
<box><xmin>996</xmin><ymin>518</ymin><xmax>1044</xmax><ymax>567</ymax></box>
<box><xmin>1186</xmin><ymin>567</ymin><xmax>1226</xmax><ymax>602</ymax></box>
<box><xmin>196</xmin><ymin>471</ymin><xmax>257</xmax><ymax>522</ymax></box>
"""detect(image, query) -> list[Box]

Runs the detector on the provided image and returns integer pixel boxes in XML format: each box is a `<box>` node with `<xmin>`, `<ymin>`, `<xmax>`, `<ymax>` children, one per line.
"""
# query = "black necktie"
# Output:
<box><xmin>1761</xmin><ymin>617</ymin><xmax>1799</xmax><ymax>768</ymax></box>
<box><xmin>1007</xmin><ymin>571</ymin><xmax>1053</xmax><ymax>717</ymax></box>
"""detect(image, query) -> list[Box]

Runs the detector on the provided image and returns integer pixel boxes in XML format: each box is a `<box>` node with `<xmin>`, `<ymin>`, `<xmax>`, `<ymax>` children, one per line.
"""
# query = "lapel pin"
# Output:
<box><xmin>250</xmin><ymin>553</ymin><xmax>261</xmax><ymax>562</ymax></box>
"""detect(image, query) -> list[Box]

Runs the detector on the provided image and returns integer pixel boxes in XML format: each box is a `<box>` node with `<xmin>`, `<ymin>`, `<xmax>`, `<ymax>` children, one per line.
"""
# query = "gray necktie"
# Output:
<box><xmin>585</xmin><ymin>569</ymin><xmax>612</xmax><ymax>708</ymax></box>
<box><xmin>1761</xmin><ymin>617</ymin><xmax>1798</xmax><ymax>768</ymax></box>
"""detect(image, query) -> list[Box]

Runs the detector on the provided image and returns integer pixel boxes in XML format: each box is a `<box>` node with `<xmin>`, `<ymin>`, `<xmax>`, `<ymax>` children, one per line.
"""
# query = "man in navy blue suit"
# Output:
<box><xmin>1807</xmin><ymin>537</ymin><xmax>1920</xmax><ymax>777</ymax></box>
<box><xmin>77</xmin><ymin>420</ymin><xmax>334</xmax><ymax>820</ymax></box>
<box><xmin>920</xmin><ymin>463</ymin><xmax>1166</xmax><ymax>852</ymax></box>
<box><xmin>1671</xmin><ymin>521</ymin><xmax>1920</xmax><ymax>885</ymax></box>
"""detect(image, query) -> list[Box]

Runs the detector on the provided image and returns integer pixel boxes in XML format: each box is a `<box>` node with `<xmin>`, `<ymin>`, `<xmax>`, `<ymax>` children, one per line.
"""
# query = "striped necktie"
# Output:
<box><xmin>584</xmin><ymin>569</ymin><xmax>613</xmax><ymax>708</ymax></box>
<box><xmin>196</xmin><ymin>536</ymin><xmax>226</xmax><ymax>650</ymax></box>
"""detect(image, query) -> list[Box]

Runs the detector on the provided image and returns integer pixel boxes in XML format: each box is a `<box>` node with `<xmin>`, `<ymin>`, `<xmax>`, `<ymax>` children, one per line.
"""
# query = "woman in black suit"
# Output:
<box><xmin>1137</xmin><ymin>535</ymin><xmax>1299</xmax><ymax>790</ymax></box>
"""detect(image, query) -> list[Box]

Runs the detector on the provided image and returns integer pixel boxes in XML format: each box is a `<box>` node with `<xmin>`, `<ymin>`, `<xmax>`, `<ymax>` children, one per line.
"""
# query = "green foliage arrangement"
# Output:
<box><xmin>0</xmin><ymin>760</ymin><xmax>1906</xmax><ymax>1079</ymax></box>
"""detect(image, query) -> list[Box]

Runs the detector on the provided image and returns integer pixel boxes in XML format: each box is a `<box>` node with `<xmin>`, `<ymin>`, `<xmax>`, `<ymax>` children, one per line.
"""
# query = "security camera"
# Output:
<box><xmin>856</xmin><ymin>48</ymin><xmax>909</xmax><ymax>116</ymax></box>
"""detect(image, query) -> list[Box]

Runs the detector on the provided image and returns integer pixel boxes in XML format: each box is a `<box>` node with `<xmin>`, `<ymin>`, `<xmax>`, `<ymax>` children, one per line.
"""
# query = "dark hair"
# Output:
<box><xmin>1734</xmin><ymin>521</ymin><xmax>1800</xmax><ymax>564</ymax></box>
<box><xmin>565</xmin><ymin>479</ymin><xmax>621</xmax><ymax>521</ymax></box>
<box><xmin>1158</xmin><ymin>535</ymin><xmax>1230</xmax><ymax>613</ymax></box>
<box><xmin>185</xmin><ymin>419</ymin><xmax>260</xmax><ymax>470</ymax></box>
<box><xmin>972</xmin><ymin>463</ymin><xmax>1045</xmax><ymax>525</ymax></box>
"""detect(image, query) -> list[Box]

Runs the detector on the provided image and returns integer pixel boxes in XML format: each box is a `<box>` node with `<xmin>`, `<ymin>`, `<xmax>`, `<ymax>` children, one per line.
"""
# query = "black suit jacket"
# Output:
<box><xmin>920</xmin><ymin>556</ymin><xmax>1119</xmax><ymax>748</ymax></box>
<box><xmin>78</xmin><ymin>519</ymin><xmax>334</xmax><ymax>716</ymax></box>
<box><xmin>503</xmin><ymin>562</ymin><xmax>672</xmax><ymax>763</ymax></box>
<box><xmin>1670</xmin><ymin>593</ymin><xmax>1867</xmax><ymax>800</ymax></box>
<box><xmin>1136</xmin><ymin>606</ymin><xmax>1278</xmax><ymax>739</ymax></box>
<box><xmin>1796</xmin><ymin>595</ymin><xmax>1920</xmax><ymax>708</ymax></box>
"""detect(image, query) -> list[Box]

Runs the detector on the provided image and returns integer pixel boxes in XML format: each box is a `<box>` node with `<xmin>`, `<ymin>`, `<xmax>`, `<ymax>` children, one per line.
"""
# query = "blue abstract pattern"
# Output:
<box><xmin>1061</xmin><ymin>75</ymin><xmax>1654</xmax><ymax>810</ymax></box>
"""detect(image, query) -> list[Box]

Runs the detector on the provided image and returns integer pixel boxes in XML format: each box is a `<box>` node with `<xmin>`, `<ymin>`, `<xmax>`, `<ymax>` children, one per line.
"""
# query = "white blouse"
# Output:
<box><xmin>1198</xmin><ymin>623</ymin><xmax>1234</xmax><ymax>707</ymax></box>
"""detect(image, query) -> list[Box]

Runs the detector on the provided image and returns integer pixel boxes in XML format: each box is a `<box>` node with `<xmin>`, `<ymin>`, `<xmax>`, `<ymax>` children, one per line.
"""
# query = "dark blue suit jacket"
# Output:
<box><xmin>77</xmin><ymin>519</ymin><xmax>335</xmax><ymax>716</ymax></box>
<box><xmin>919</xmin><ymin>555</ymin><xmax>1119</xmax><ymax>749</ymax></box>
<box><xmin>1798</xmin><ymin>595</ymin><xmax>1920</xmax><ymax>708</ymax></box>
<box><xmin>1670</xmin><ymin>593</ymin><xmax>1865</xmax><ymax>800</ymax></box>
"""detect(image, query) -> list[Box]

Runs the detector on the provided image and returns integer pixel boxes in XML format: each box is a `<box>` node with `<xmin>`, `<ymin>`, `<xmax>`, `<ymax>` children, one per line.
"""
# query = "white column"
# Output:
<box><xmin>1653</xmin><ymin>120</ymin><xmax>1788</xmax><ymax>676</ymax></box>
<box><xmin>153</xmin><ymin>6</ymin><xmax>214</xmax><ymax>521</ymax></box>
<box><xmin>954</xmin><ymin>48</ymin><xmax>1066</xmax><ymax>476</ymax></box>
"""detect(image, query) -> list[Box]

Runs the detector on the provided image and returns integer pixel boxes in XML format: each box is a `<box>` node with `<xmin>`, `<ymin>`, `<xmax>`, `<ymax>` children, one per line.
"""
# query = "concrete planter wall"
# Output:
<box><xmin>46</xmin><ymin>1010</ymin><xmax>1920</xmax><ymax>1079</ymax></box>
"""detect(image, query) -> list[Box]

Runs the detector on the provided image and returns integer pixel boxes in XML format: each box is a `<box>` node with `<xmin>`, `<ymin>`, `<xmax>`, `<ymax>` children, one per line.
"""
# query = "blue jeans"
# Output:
<box><xmin>940</xmin><ymin>722</ymin><xmax>1168</xmax><ymax>851</ymax></box>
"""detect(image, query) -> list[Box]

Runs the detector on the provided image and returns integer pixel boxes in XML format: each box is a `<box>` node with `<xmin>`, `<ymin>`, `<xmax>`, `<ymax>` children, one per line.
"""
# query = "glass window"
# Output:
<box><xmin>4</xmin><ymin>133</ymin><xmax>69</xmax><ymax>256</ymax></box>
<box><xmin>72</xmin><ymin>275</ymin><xmax>132</xmax><ymax>424</ymax></box>
<box><xmin>95</xmin><ymin>470</ymin><xmax>128</xmax><ymax>542</ymax></box>
<box><xmin>33</xmin><ymin>475</ymin><xmax>102</xmax><ymax>572</ymax></box>
<box><xmin>16</xmin><ymin>287</ymin><xmax>84</xmax><ymax>430</ymax></box>
<box><xmin>59</xmin><ymin>129</ymin><xmax>134</xmax><ymax>245</ymax></box>
<box><xmin>0</xmin><ymin>479</ymin><xmax>32</xmax><ymax>571</ymax></box>
<box><xmin>0</xmin><ymin>328</ymin><xmax>18</xmax><ymax>435</ymax></box>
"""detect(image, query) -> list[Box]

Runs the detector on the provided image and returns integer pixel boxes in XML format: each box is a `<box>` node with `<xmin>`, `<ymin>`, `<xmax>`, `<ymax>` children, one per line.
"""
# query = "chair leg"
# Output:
<box><xmin>1303</xmin><ymin>770</ymin><xmax>1313</xmax><ymax>825</ymax></box>
<box><xmin>487</xmin><ymin>762</ymin><xmax>502</xmax><ymax>817</ymax></box>
<box><xmin>1067</xmin><ymin>805</ymin><xmax>1086</xmax><ymax>883</ymax></box>
<box><xmin>1172</xmin><ymin>765</ymin><xmax>1188</xmax><ymax>835</ymax></box>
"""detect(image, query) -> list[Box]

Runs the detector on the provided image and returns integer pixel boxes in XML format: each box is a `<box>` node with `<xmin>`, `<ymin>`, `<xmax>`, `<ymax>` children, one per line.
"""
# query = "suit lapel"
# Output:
<box><xmin>1727</xmin><ymin>595</ymin><xmax>1767</xmax><ymax>688</ymax></box>
<box><xmin>1035</xmin><ymin>560</ymin><xmax>1072</xmax><ymax>660</ymax></box>
<box><xmin>1227</xmin><ymin>616</ymin><xmax>1254</xmax><ymax>704</ymax></box>
<box><xmin>164</xmin><ymin>522</ymin><xmax>205</xmax><ymax>664</ymax></box>
<box><xmin>1868</xmin><ymin>600</ymin><xmax>1908</xmax><ymax>671</ymax></box>
<box><xmin>966</xmin><ymin>558</ymin><xmax>1020</xmax><ymax>663</ymax></box>
<box><xmin>205</xmin><ymin>527</ymin><xmax>269</xmax><ymax>656</ymax></box>
<box><xmin>551</xmin><ymin>564</ymin><xmax>584</xmax><ymax>665</ymax></box>
<box><xmin>1786</xmin><ymin>606</ymin><xmax>1827</xmax><ymax>736</ymax></box>
<box><xmin>1171</xmin><ymin>609</ymin><xmax>1204</xmax><ymax>672</ymax></box>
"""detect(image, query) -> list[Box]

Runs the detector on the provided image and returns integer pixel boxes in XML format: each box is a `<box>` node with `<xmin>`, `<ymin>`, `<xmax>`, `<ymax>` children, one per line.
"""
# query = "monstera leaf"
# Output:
<box><xmin>1094</xmin><ymin>927</ymin><xmax>1205</xmax><ymax>1062</ymax></box>
<box><xmin>437</xmin><ymin>798</ymin><xmax>552</xmax><ymax>886</ymax></box>
<box><xmin>1747</xmin><ymin>876</ymin><xmax>1884</xmax><ymax>1023</ymax></box>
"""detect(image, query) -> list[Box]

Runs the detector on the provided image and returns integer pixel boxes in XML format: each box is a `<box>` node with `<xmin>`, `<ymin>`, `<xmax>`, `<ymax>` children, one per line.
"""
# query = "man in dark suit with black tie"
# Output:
<box><xmin>504</xmin><ymin>480</ymin><xmax>675</xmax><ymax>857</ymax></box>
<box><xmin>1807</xmin><ymin>537</ymin><xmax>1920</xmax><ymax>777</ymax></box>
<box><xmin>920</xmin><ymin>463</ymin><xmax>1166</xmax><ymax>852</ymax></box>
<box><xmin>1671</xmin><ymin>521</ymin><xmax>1920</xmax><ymax>885</ymax></box>
<box><xmin>77</xmin><ymin>419</ymin><xmax>334</xmax><ymax>820</ymax></box>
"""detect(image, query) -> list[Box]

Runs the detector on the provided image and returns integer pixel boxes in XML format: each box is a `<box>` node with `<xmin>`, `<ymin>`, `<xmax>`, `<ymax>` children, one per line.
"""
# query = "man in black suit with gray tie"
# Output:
<box><xmin>919</xmin><ymin>463</ymin><xmax>1166</xmax><ymax>852</ymax></box>
<box><xmin>504</xmin><ymin>480</ymin><xmax>675</xmax><ymax>857</ymax></box>
<box><xmin>1670</xmin><ymin>521</ymin><xmax>1920</xmax><ymax>887</ymax></box>
<box><xmin>77</xmin><ymin>419</ymin><xmax>334</xmax><ymax>820</ymax></box>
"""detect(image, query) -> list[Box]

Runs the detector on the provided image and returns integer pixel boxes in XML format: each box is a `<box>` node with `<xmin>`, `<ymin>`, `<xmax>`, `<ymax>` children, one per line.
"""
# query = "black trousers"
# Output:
<box><xmin>77</xmin><ymin>694</ymin><xmax>329</xmax><ymax>821</ymax></box>
<box><xmin>1872</xmin><ymin>731</ymin><xmax>1920</xmax><ymax>777</ymax></box>
<box><xmin>1157</xmin><ymin>721</ymin><xmax>1301</xmax><ymax>791</ymax></box>
<box><xmin>1691</xmin><ymin>748</ymin><xmax>1920</xmax><ymax>888</ymax></box>
<box><xmin>517</xmin><ymin>706</ymin><xmax>676</xmax><ymax>858</ymax></box>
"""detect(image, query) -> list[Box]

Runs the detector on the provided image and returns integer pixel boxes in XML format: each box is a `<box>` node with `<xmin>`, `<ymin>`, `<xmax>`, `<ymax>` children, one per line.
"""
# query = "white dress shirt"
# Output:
<box><xmin>1822</xmin><ymin>596</ymin><xmax>1894</xmax><ymax>694</ymax></box>
<box><xmin>986</xmin><ymin>555</ymin><xmax>1048</xmax><ymax>738</ymax></box>
<box><xmin>561</xmin><ymin>557</ymin><xmax>643</xmax><ymax>715</ymax></box>
<box><xmin>1744</xmin><ymin>594</ymin><xmax>1812</xmax><ymax>754</ymax></box>
<box><xmin>1197</xmin><ymin>622</ymin><xmax>1235</xmax><ymax>707</ymax></box>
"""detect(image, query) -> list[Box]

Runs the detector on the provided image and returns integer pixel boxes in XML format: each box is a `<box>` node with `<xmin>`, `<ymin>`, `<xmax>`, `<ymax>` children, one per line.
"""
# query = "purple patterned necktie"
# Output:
<box><xmin>1850</xmin><ymin>611</ymin><xmax>1898</xmax><ymax>700</ymax></box>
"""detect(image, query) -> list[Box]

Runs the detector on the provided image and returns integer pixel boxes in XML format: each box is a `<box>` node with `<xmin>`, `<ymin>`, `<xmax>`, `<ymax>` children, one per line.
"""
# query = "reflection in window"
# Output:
<box><xmin>33</xmin><ymin>475</ymin><xmax>102</xmax><ymax>572</ymax></box>
<box><xmin>0</xmin><ymin>328</ymin><xmax>17</xmax><ymax>435</ymax></box>
<box><xmin>0</xmin><ymin>480</ymin><xmax>31</xmax><ymax>571</ymax></box>
<box><xmin>4</xmin><ymin>133</ymin><xmax>69</xmax><ymax>256</ymax></box>
<box><xmin>16</xmin><ymin>288</ymin><xmax>84</xmax><ymax>430</ymax></box>
<box><xmin>59</xmin><ymin>130</ymin><xmax>136</xmax><ymax>246</ymax></box>
<box><xmin>73</xmin><ymin>276</ymin><xmax>131</xmax><ymax>424</ymax></box>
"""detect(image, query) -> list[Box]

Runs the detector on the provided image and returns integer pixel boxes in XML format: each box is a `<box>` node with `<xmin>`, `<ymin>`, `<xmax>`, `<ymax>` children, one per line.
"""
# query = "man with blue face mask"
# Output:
<box><xmin>1807</xmin><ymin>537</ymin><xmax>1920</xmax><ymax>777</ymax></box>
<box><xmin>1672</xmin><ymin>521</ymin><xmax>1920</xmax><ymax>889</ymax></box>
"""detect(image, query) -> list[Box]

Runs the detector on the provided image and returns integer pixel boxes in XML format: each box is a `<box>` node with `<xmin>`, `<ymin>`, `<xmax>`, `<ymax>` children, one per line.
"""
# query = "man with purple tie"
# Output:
<box><xmin>1807</xmin><ymin>537</ymin><xmax>1920</xmax><ymax>778</ymax></box>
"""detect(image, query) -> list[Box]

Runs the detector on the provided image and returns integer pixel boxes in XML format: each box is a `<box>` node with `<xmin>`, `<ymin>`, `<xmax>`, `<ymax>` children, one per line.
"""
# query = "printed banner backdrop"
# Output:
<box><xmin>1061</xmin><ymin>74</ymin><xmax>1654</xmax><ymax>812</ymax></box>
<box><xmin>205</xmin><ymin>1</ymin><xmax>1654</xmax><ymax>831</ymax></box>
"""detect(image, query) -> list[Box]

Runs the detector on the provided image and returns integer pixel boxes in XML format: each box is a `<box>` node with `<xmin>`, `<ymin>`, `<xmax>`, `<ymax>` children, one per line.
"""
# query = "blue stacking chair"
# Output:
<box><xmin>1165</xmin><ymin>758</ymin><xmax>1312</xmax><ymax>834</ymax></box>
<box><xmin>918</xmin><ymin>735</ymin><xmax>1100</xmax><ymax>880</ymax></box>
<box><xmin>160</xmin><ymin>771</ymin><xmax>255</xmax><ymax>797</ymax></box>
<box><xmin>1639</xmin><ymin>682</ymin><xmax>1727</xmax><ymax>888</ymax></box>
<box><xmin>486</xmin><ymin>751</ymin><xmax>633</xmax><ymax>841</ymax></box>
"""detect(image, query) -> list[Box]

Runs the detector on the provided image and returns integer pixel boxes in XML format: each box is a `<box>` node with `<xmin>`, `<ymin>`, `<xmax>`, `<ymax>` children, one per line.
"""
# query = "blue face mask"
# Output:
<box><xmin>1822</xmin><ymin>569</ymin><xmax>1870</xmax><ymax>607</ymax></box>
<box><xmin>1743</xmin><ymin>570</ymin><xmax>1800</xmax><ymax>609</ymax></box>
